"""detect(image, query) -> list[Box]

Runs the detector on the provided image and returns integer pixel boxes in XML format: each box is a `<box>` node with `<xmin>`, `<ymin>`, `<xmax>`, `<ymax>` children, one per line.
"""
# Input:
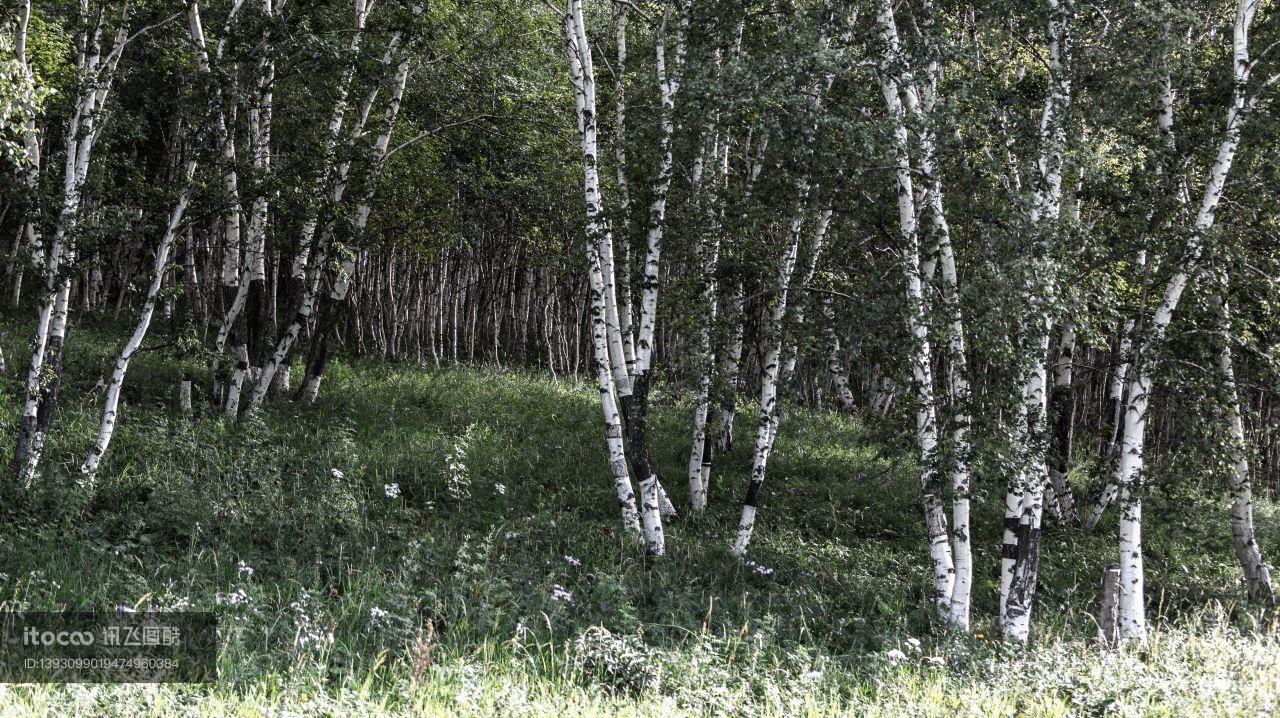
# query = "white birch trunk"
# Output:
<box><xmin>180</xmin><ymin>379</ymin><xmax>194</xmax><ymax>418</ymax></box>
<box><xmin>13</xmin><ymin>11</ymin><xmax>131</xmax><ymax>486</ymax></box>
<box><xmin>1211</xmin><ymin>287</ymin><xmax>1274</xmax><ymax>603</ymax></box>
<box><xmin>633</xmin><ymin>1</ymin><xmax>688</xmax><ymax>377</ymax></box>
<box><xmin>299</xmin><ymin>42</ymin><xmax>412</xmax><ymax>405</ymax></box>
<box><xmin>244</xmin><ymin>0</ymin><xmax>374</xmax><ymax>411</ymax></box>
<box><xmin>821</xmin><ymin>298</ymin><xmax>857</xmax><ymax>413</ymax></box>
<box><xmin>612</xmin><ymin>5</ymin><xmax>636</xmax><ymax>373</ymax></box>
<box><xmin>1114</xmin><ymin>0</ymin><xmax>1262</xmax><ymax>641</ymax></box>
<box><xmin>1048</xmin><ymin>324</ymin><xmax>1078</xmax><ymax>523</ymax></box>
<box><xmin>687</xmin><ymin>128</ymin><xmax>729</xmax><ymax>512</ymax></box>
<box><xmin>877</xmin><ymin>0</ymin><xmax>953</xmax><ymax>615</ymax></box>
<box><xmin>1083</xmin><ymin>314</ymin><xmax>1138</xmax><ymax>535</ymax></box>
<box><xmin>716</xmin><ymin>284</ymin><xmax>745</xmax><ymax>452</ymax></box>
<box><xmin>562</xmin><ymin>0</ymin><xmax>647</xmax><ymax>546</ymax></box>
<box><xmin>730</xmin><ymin>182</ymin><xmax>809</xmax><ymax>559</ymax></box>
<box><xmin>81</xmin><ymin>159</ymin><xmax>197</xmax><ymax>477</ymax></box>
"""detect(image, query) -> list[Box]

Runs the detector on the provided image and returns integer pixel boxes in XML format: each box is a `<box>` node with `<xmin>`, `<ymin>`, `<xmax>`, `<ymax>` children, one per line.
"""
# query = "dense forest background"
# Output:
<box><xmin>1</xmin><ymin>0</ymin><xmax>1280</xmax><ymax>713</ymax></box>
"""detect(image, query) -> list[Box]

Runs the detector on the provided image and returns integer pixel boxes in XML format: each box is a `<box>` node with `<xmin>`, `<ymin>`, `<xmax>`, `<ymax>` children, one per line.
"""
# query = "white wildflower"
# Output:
<box><xmin>236</xmin><ymin>560</ymin><xmax>254</xmax><ymax>577</ymax></box>
<box><xmin>330</xmin><ymin>468</ymin><xmax>345</xmax><ymax>480</ymax></box>
<box><xmin>384</xmin><ymin>483</ymin><xmax>401</xmax><ymax>499</ymax></box>
<box><xmin>925</xmin><ymin>656</ymin><xmax>945</xmax><ymax>667</ymax></box>
<box><xmin>551</xmin><ymin>585</ymin><xmax>573</xmax><ymax>603</ymax></box>
<box><xmin>370</xmin><ymin>606</ymin><xmax>390</xmax><ymax>620</ymax></box>
<box><xmin>216</xmin><ymin>588</ymin><xmax>250</xmax><ymax>606</ymax></box>
<box><xmin>563</xmin><ymin>555</ymin><xmax>581</xmax><ymax>567</ymax></box>
<box><xmin>886</xmin><ymin>648</ymin><xmax>907</xmax><ymax>663</ymax></box>
<box><xmin>494</xmin><ymin>483</ymin><xmax>507</xmax><ymax>495</ymax></box>
<box><xmin>905</xmin><ymin>637</ymin><xmax>922</xmax><ymax>652</ymax></box>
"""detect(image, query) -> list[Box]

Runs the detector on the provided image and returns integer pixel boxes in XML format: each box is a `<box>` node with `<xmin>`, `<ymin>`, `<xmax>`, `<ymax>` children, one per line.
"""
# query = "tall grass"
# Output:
<box><xmin>0</xmin><ymin>320</ymin><xmax>1275</xmax><ymax>715</ymax></box>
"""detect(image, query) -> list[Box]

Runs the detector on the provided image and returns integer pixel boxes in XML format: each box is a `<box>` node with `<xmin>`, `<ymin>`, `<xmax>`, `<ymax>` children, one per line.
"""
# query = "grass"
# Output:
<box><xmin>0</xmin><ymin>315</ymin><xmax>1276</xmax><ymax>716</ymax></box>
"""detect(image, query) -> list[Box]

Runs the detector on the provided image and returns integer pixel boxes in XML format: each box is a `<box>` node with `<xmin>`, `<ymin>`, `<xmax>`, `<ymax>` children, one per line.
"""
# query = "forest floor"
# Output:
<box><xmin>0</xmin><ymin>318</ymin><xmax>1277</xmax><ymax>716</ymax></box>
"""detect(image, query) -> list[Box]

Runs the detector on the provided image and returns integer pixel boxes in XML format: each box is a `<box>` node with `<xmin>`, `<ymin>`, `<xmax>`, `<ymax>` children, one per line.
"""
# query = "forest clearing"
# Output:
<box><xmin>2</xmin><ymin>0</ymin><xmax>1280</xmax><ymax>714</ymax></box>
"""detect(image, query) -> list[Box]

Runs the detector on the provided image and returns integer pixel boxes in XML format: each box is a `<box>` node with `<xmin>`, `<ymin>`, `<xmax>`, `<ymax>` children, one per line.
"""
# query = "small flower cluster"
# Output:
<box><xmin>551</xmin><ymin>585</ymin><xmax>573</xmax><ymax>603</ymax></box>
<box><xmin>290</xmin><ymin>593</ymin><xmax>334</xmax><ymax>652</ymax></box>
<box><xmin>216</xmin><ymin>588</ymin><xmax>251</xmax><ymax>606</ymax></box>
<box><xmin>445</xmin><ymin>426</ymin><xmax>474</xmax><ymax>501</ymax></box>
<box><xmin>563</xmin><ymin>555</ymin><xmax>581</xmax><ymax>567</ymax></box>
<box><xmin>384</xmin><ymin>483</ymin><xmax>401</xmax><ymax>499</ymax></box>
<box><xmin>886</xmin><ymin>636</ymin><xmax>945</xmax><ymax>667</ymax></box>
<box><xmin>744</xmin><ymin>560</ymin><xmax>774</xmax><ymax>576</ymax></box>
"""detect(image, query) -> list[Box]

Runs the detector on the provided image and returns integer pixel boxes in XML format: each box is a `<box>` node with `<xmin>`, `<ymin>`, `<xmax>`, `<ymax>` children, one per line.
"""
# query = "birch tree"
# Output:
<box><xmin>245</xmin><ymin>0</ymin><xmax>376</xmax><ymax>411</ymax></box>
<box><xmin>560</xmin><ymin>0</ymin><xmax>645</xmax><ymax>545</ymax></box>
<box><xmin>1209</xmin><ymin>278</ymin><xmax>1274</xmax><ymax>604</ymax></box>
<box><xmin>81</xmin><ymin>158</ymin><xmax>198</xmax><ymax>477</ymax></box>
<box><xmin>727</xmin><ymin>10</ymin><xmax>840</xmax><ymax>558</ymax></box>
<box><xmin>298</xmin><ymin>41</ymin><xmax>414</xmax><ymax>404</ymax></box>
<box><xmin>1111</xmin><ymin>0</ymin><xmax>1269</xmax><ymax>641</ymax></box>
<box><xmin>10</xmin><ymin>4</ymin><xmax>148</xmax><ymax>488</ymax></box>
<box><xmin>875</xmin><ymin>0</ymin><xmax>954</xmax><ymax>619</ymax></box>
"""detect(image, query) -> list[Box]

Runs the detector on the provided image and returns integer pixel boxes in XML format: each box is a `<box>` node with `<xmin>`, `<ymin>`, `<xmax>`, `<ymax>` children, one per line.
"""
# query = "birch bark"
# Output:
<box><xmin>12</xmin><ymin>8</ymin><xmax>133</xmax><ymax>486</ymax></box>
<box><xmin>1113</xmin><ymin>0</ymin><xmax>1263</xmax><ymax>640</ymax></box>
<box><xmin>562</xmin><ymin>0</ymin><xmax>645</xmax><ymax>545</ymax></box>
<box><xmin>298</xmin><ymin>47</ymin><xmax>412</xmax><ymax>404</ymax></box>
<box><xmin>81</xmin><ymin>158</ymin><xmax>198</xmax><ymax>477</ymax></box>
<box><xmin>245</xmin><ymin>0</ymin><xmax>374</xmax><ymax>410</ymax></box>
<box><xmin>1209</xmin><ymin>284</ymin><xmax>1274</xmax><ymax>604</ymax></box>
<box><xmin>876</xmin><ymin>0</ymin><xmax>954</xmax><ymax>616</ymax></box>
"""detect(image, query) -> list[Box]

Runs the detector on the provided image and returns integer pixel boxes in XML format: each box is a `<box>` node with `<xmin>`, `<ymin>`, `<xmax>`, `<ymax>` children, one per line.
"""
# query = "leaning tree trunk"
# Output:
<box><xmin>81</xmin><ymin>159</ymin><xmax>196</xmax><ymax>477</ymax></box>
<box><xmin>729</xmin><ymin>183</ymin><xmax>811</xmax><ymax>559</ymax></box>
<box><xmin>1083</xmin><ymin>314</ymin><xmax>1137</xmax><ymax>535</ymax></box>
<box><xmin>12</xmin><ymin>14</ymin><xmax>131</xmax><ymax>488</ymax></box>
<box><xmin>245</xmin><ymin>1</ymin><xmax>375</xmax><ymax>412</ymax></box>
<box><xmin>728</xmin><ymin>17</ymin><xmax>837</xmax><ymax>558</ymax></box>
<box><xmin>298</xmin><ymin>48</ymin><xmax>412</xmax><ymax>404</ymax></box>
<box><xmin>1112</xmin><ymin>0</ymin><xmax>1261</xmax><ymax>641</ymax></box>
<box><xmin>1211</xmin><ymin>287</ymin><xmax>1274</xmax><ymax>604</ymax></box>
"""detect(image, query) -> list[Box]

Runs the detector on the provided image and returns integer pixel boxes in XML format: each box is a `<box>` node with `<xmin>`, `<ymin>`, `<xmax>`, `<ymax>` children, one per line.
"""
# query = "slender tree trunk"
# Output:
<box><xmin>687</xmin><ymin>128</ymin><xmax>729</xmax><ymax>512</ymax></box>
<box><xmin>12</xmin><ymin>13</ymin><xmax>131</xmax><ymax>487</ymax></box>
<box><xmin>1211</xmin><ymin>286</ymin><xmax>1274</xmax><ymax>604</ymax></box>
<box><xmin>821</xmin><ymin>298</ymin><xmax>857</xmax><ymax>413</ymax></box>
<box><xmin>1113</xmin><ymin>0</ymin><xmax>1261</xmax><ymax>641</ymax></box>
<box><xmin>245</xmin><ymin>1</ymin><xmax>375</xmax><ymax>411</ymax></box>
<box><xmin>1083</xmin><ymin>315</ymin><xmax>1137</xmax><ymax>535</ymax></box>
<box><xmin>82</xmin><ymin>159</ymin><xmax>196</xmax><ymax>477</ymax></box>
<box><xmin>877</xmin><ymin>0</ymin><xmax>954</xmax><ymax>615</ymax></box>
<box><xmin>562</xmin><ymin>0</ymin><xmax>647</xmax><ymax>548</ymax></box>
<box><xmin>730</xmin><ymin>183</ymin><xmax>811</xmax><ymax>559</ymax></box>
<box><xmin>299</xmin><ymin>49</ymin><xmax>412</xmax><ymax>404</ymax></box>
<box><xmin>716</xmin><ymin>283</ymin><xmax>745</xmax><ymax>452</ymax></box>
<box><xmin>1048</xmin><ymin>324</ymin><xmax>1079</xmax><ymax>523</ymax></box>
